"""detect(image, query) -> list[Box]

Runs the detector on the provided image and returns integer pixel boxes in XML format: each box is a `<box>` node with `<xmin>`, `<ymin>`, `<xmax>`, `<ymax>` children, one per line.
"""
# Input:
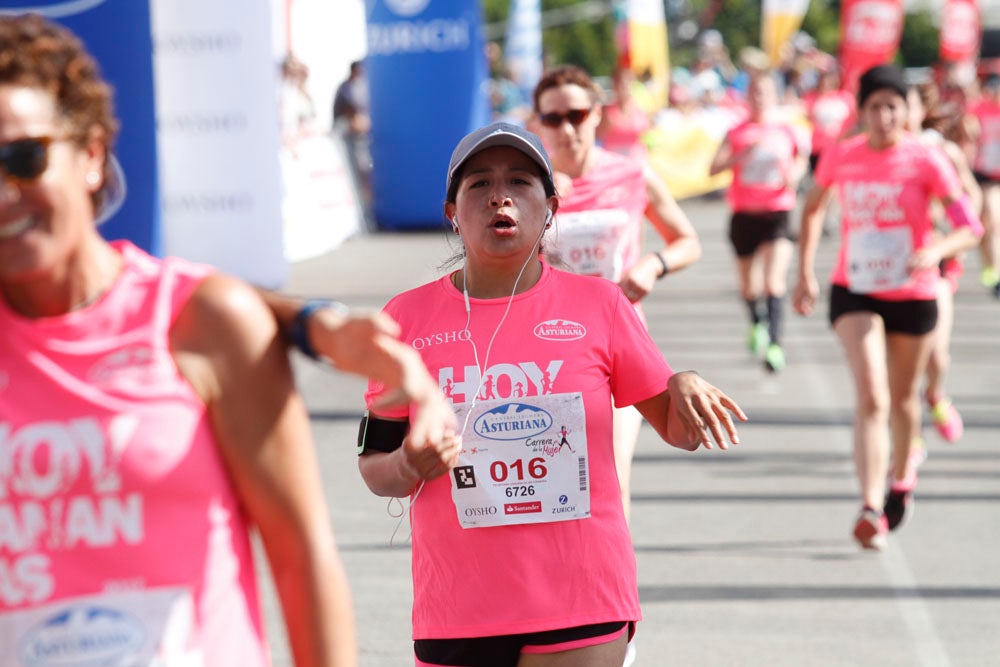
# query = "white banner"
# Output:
<box><xmin>153</xmin><ymin>0</ymin><xmax>287</xmax><ymax>288</ymax></box>
<box><xmin>281</xmin><ymin>135</ymin><xmax>362</xmax><ymax>263</ymax></box>
<box><xmin>505</xmin><ymin>0</ymin><xmax>542</xmax><ymax>103</ymax></box>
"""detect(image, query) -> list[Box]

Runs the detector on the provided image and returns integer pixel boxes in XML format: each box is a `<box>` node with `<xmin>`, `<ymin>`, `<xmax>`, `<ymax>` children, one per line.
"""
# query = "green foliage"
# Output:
<box><xmin>480</xmin><ymin>0</ymin><xmax>941</xmax><ymax>76</ymax></box>
<box><xmin>481</xmin><ymin>0</ymin><xmax>618</xmax><ymax>77</ymax></box>
<box><xmin>898</xmin><ymin>9</ymin><xmax>940</xmax><ymax>67</ymax></box>
<box><xmin>800</xmin><ymin>1</ymin><xmax>841</xmax><ymax>56</ymax></box>
<box><xmin>689</xmin><ymin>0</ymin><xmax>760</xmax><ymax>56</ymax></box>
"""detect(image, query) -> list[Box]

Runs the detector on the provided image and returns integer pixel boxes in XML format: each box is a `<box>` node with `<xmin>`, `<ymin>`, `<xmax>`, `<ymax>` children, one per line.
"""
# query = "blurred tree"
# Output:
<box><xmin>800</xmin><ymin>0</ymin><xmax>840</xmax><ymax>56</ymax></box>
<box><xmin>482</xmin><ymin>0</ymin><xmax>617</xmax><ymax>77</ymax></box>
<box><xmin>898</xmin><ymin>8</ymin><xmax>939</xmax><ymax>67</ymax></box>
<box><xmin>481</xmin><ymin>1</ymin><xmax>938</xmax><ymax>78</ymax></box>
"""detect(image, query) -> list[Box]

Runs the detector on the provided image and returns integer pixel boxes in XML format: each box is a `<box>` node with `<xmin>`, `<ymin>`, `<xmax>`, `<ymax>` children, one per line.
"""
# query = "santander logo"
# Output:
<box><xmin>0</xmin><ymin>0</ymin><xmax>110</xmax><ymax>18</ymax></box>
<box><xmin>534</xmin><ymin>319</ymin><xmax>586</xmax><ymax>341</ymax></box>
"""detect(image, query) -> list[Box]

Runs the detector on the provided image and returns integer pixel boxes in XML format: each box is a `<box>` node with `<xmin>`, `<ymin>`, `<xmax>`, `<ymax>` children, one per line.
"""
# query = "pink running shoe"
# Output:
<box><xmin>929</xmin><ymin>398</ymin><xmax>963</xmax><ymax>443</ymax></box>
<box><xmin>853</xmin><ymin>508</ymin><xmax>888</xmax><ymax>550</ymax></box>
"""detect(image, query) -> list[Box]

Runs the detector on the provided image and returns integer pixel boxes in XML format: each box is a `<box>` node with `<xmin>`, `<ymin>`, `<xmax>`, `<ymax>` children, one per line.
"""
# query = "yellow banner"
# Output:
<box><xmin>644</xmin><ymin>119</ymin><xmax>731</xmax><ymax>201</ymax></box>
<box><xmin>625</xmin><ymin>0</ymin><xmax>669</xmax><ymax>110</ymax></box>
<box><xmin>762</xmin><ymin>0</ymin><xmax>810</xmax><ymax>65</ymax></box>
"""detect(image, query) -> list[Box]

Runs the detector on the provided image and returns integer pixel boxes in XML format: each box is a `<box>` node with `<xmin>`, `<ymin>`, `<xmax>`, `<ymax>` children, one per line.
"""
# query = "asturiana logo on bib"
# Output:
<box><xmin>385</xmin><ymin>0</ymin><xmax>430</xmax><ymax>17</ymax></box>
<box><xmin>20</xmin><ymin>605</ymin><xmax>146</xmax><ymax>666</ymax></box>
<box><xmin>534</xmin><ymin>319</ymin><xmax>586</xmax><ymax>341</ymax></box>
<box><xmin>474</xmin><ymin>403</ymin><xmax>553</xmax><ymax>441</ymax></box>
<box><xmin>0</xmin><ymin>0</ymin><xmax>110</xmax><ymax>18</ymax></box>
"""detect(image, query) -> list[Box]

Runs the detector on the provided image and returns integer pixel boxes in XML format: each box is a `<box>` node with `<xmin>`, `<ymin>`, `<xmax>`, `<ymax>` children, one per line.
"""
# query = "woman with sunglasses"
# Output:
<box><xmin>530</xmin><ymin>65</ymin><xmax>702</xmax><ymax>527</ymax></box>
<box><xmin>793</xmin><ymin>65</ymin><xmax>984</xmax><ymax>550</ymax></box>
<box><xmin>0</xmin><ymin>15</ymin><xmax>356</xmax><ymax>665</ymax></box>
<box><xmin>354</xmin><ymin>120</ymin><xmax>743</xmax><ymax>667</ymax></box>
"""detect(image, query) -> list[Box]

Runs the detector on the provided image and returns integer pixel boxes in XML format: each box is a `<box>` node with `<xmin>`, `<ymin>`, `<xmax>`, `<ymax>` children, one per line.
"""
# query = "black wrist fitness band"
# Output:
<box><xmin>653</xmin><ymin>253</ymin><xmax>669</xmax><ymax>280</ymax></box>
<box><xmin>289</xmin><ymin>299</ymin><xmax>348</xmax><ymax>360</ymax></box>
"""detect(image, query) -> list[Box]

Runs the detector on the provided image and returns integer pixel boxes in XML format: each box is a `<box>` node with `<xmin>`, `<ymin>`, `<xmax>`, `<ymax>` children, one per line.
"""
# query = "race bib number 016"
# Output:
<box><xmin>451</xmin><ymin>393</ymin><xmax>590</xmax><ymax>528</ymax></box>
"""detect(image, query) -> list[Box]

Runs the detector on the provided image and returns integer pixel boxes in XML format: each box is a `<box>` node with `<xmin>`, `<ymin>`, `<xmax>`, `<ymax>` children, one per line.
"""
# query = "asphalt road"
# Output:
<box><xmin>261</xmin><ymin>195</ymin><xmax>1000</xmax><ymax>667</ymax></box>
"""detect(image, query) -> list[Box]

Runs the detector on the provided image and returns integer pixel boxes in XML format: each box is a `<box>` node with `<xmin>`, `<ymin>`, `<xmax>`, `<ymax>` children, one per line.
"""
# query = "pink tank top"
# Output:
<box><xmin>804</xmin><ymin>89</ymin><xmax>856</xmax><ymax>155</ymax></box>
<box><xmin>725</xmin><ymin>119</ymin><xmax>801</xmax><ymax>212</ymax></box>
<box><xmin>816</xmin><ymin>134</ymin><xmax>962</xmax><ymax>301</ymax></box>
<box><xmin>550</xmin><ymin>148</ymin><xmax>648</xmax><ymax>283</ymax></box>
<box><xmin>0</xmin><ymin>242</ymin><xmax>269</xmax><ymax>666</ymax></box>
<box><xmin>599</xmin><ymin>103</ymin><xmax>651</xmax><ymax>159</ymax></box>
<box><xmin>970</xmin><ymin>98</ymin><xmax>1000</xmax><ymax>178</ymax></box>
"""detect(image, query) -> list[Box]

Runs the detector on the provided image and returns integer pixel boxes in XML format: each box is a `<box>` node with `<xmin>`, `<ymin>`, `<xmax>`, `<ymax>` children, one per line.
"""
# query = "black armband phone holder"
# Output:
<box><xmin>357</xmin><ymin>413</ymin><xmax>410</xmax><ymax>455</ymax></box>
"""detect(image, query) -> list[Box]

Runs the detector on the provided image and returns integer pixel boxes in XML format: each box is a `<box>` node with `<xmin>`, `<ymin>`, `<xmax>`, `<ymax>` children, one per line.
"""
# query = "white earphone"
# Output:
<box><xmin>451</xmin><ymin>217</ymin><xmax>460</xmax><ymax>233</ymax></box>
<box><xmin>544</xmin><ymin>209</ymin><xmax>553</xmax><ymax>227</ymax></box>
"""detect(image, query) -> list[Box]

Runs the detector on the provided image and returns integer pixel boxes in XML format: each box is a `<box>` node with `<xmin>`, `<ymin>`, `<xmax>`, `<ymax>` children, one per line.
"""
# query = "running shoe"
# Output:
<box><xmin>884</xmin><ymin>483</ymin><xmax>913</xmax><ymax>532</ymax></box>
<box><xmin>748</xmin><ymin>322</ymin><xmax>769</xmax><ymax>356</ymax></box>
<box><xmin>852</xmin><ymin>508</ymin><xmax>888</xmax><ymax>550</ymax></box>
<box><xmin>763</xmin><ymin>343</ymin><xmax>786</xmax><ymax>373</ymax></box>
<box><xmin>928</xmin><ymin>397</ymin><xmax>963</xmax><ymax>443</ymax></box>
<box><xmin>980</xmin><ymin>266</ymin><xmax>999</xmax><ymax>289</ymax></box>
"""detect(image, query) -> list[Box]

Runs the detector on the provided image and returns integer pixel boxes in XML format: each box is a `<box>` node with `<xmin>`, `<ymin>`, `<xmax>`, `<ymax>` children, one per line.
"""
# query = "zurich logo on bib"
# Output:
<box><xmin>0</xmin><ymin>0</ymin><xmax>109</xmax><ymax>17</ymax></box>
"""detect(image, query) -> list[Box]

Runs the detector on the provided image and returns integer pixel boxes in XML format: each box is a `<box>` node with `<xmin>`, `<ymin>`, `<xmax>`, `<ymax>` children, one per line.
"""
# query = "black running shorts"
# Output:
<box><xmin>828</xmin><ymin>284</ymin><xmax>938</xmax><ymax>335</ymax></box>
<box><xmin>728</xmin><ymin>210</ymin><xmax>793</xmax><ymax>257</ymax></box>
<box><xmin>414</xmin><ymin>621</ymin><xmax>631</xmax><ymax>666</ymax></box>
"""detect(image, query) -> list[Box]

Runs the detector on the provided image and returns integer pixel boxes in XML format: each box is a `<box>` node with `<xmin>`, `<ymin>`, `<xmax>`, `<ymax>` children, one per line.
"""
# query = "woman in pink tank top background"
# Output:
<box><xmin>530</xmin><ymin>65</ymin><xmax>703</xmax><ymax>538</ymax></box>
<box><xmin>0</xmin><ymin>14</ymin><xmax>355</xmax><ymax>666</ymax></box>
<box><xmin>710</xmin><ymin>73</ymin><xmax>809</xmax><ymax>374</ymax></box>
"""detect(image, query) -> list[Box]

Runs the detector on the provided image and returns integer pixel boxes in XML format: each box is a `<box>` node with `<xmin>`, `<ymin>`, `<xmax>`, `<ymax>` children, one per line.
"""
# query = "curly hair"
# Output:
<box><xmin>0</xmin><ymin>13</ymin><xmax>119</xmax><ymax>212</ymax></box>
<box><xmin>532</xmin><ymin>64</ymin><xmax>604</xmax><ymax>112</ymax></box>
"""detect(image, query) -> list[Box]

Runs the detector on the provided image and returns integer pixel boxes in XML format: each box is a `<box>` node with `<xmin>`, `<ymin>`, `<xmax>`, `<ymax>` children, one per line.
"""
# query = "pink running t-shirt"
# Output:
<box><xmin>970</xmin><ymin>98</ymin><xmax>1000</xmax><ymax>179</ymax></box>
<box><xmin>0</xmin><ymin>242</ymin><xmax>269</xmax><ymax>666</ymax></box>
<box><xmin>815</xmin><ymin>134</ymin><xmax>963</xmax><ymax>300</ymax></box>
<box><xmin>804</xmin><ymin>89</ymin><xmax>856</xmax><ymax>156</ymax></box>
<box><xmin>366</xmin><ymin>263</ymin><xmax>672</xmax><ymax>639</ymax></box>
<box><xmin>724</xmin><ymin>120</ymin><xmax>802</xmax><ymax>213</ymax></box>
<box><xmin>599</xmin><ymin>104</ymin><xmax>651</xmax><ymax>160</ymax></box>
<box><xmin>548</xmin><ymin>147</ymin><xmax>648</xmax><ymax>284</ymax></box>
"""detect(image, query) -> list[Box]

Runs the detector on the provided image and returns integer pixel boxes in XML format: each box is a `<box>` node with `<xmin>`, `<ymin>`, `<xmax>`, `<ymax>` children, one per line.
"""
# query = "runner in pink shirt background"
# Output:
<box><xmin>530</xmin><ymin>65</ymin><xmax>703</xmax><ymax>538</ymax></box>
<box><xmin>0</xmin><ymin>15</ymin><xmax>361</xmax><ymax>666</ymax></box>
<box><xmin>908</xmin><ymin>82</ymin><xmax>983</xmax><ymax>446</ymax></box>
<box><xmin>355</xmin><ymin>122</ymin><xmax>744</xmax><ymax>667</ymax></box>
<box><xmin>967</xmin><ymin>74</ymin><xmax>1000</xmax><ymax>297</ymax></box>
<box><xmin>596</xmin><ymin>66</ymin><xmax>652</xmax><ymax>161</ymax></box>
<box><xmin>710</xmin><ymin>74</ymin><xmax>809</xmax><ymax>374</ymax></box>
<box><xmin>803</xmin><ymin>67</ymin><xmax>856</xmax><ymax>174</ymax></box>
<box><xmin>793</xmin><ymin>65</ymin><xmax>984</xmax><ymax>551</ymax></box>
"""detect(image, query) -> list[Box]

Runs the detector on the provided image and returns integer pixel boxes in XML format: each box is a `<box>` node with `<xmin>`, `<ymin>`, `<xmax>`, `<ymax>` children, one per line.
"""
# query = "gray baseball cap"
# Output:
<box><xmin>445</xmin><ymin>122</ymin><xmax>555</xmax><ymax>201</ymax></box>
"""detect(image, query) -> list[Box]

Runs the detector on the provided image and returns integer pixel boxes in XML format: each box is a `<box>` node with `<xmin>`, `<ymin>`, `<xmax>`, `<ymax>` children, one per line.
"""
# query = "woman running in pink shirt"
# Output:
<box><xmin>793</xmin><ymin>65</ymin><xmax>984</xmax><ymax>551</ymax></box>
<box><xmin>0</xmin><ymin>15</ymin><xmax>356</xmax><ymax>666</ymax></box>
<box><xmin>710</xmin><ymin>73</ymin><xmax>809</xmax><ymax>373</ymax></box>
<box><xmin>356</xmin><ymin>122</ymin><xmax>745</xmax><ymax>666</ymax></box>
